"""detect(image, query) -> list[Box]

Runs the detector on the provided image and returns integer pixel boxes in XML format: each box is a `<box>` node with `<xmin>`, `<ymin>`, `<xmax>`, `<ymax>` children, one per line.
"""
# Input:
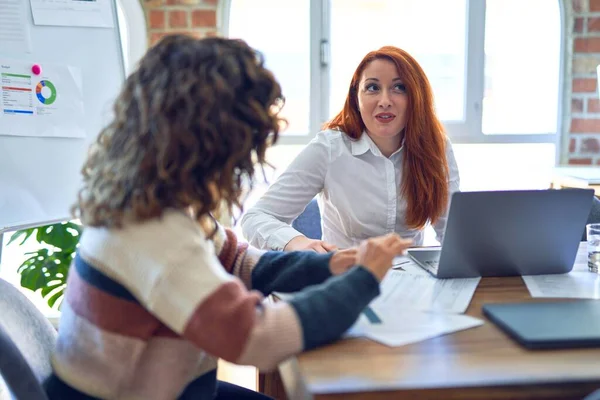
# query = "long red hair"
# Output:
<box><xmin>324</xmin><ymin>46</ymin><xmax>449</xmax><ymax>229</ymax></box>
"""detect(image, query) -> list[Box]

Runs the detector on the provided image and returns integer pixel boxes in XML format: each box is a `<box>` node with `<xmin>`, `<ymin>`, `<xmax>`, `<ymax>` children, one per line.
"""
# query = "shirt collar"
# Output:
<box><xmin>350</xmin><ymin>131</ymin><xmax>375</xmax><ymax>156</ymax></box>
<box><xmin>350</xmin><ymin>131</ymin><xmax>404</xmax><ymax>157</ymax></box>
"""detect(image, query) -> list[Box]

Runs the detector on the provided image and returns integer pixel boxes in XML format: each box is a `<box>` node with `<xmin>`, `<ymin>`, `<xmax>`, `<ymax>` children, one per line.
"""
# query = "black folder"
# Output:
<box><xmin>483</xmin><ymin>300</ymin><xmax>600</xmax><ymax>349</ymax></box>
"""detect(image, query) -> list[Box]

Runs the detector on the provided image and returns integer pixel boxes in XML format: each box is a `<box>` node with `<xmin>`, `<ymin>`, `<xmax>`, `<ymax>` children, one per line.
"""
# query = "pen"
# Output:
<box><xmin>362</xmin><ymin>306</ymin><xmax>382</xmax><ymax>324</ymax></box>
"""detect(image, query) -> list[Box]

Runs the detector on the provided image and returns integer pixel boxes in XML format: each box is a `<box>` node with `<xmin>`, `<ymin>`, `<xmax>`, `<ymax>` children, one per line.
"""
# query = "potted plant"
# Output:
<box><xmin>7</xmin><ymin>221</ymin><xmax>81</xmax><ymax>309</ymax></box>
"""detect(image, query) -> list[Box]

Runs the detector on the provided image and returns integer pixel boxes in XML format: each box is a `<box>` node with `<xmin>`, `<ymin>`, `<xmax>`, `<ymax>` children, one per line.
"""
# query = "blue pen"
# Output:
<box><xmin>362</xmin><ymin>306</ymin><xmax>382</xmax><ymax>324</ymax></box>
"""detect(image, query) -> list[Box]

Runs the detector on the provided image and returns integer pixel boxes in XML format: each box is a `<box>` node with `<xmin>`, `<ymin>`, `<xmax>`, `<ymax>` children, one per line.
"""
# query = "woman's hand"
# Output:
<box><xmin>357</xmin><ymin>233</ymin><xmax>413</xmax><ymax>281</ymax></box>
<box><xmin>284</xmin><ymin>235</ymin><xmax>337</xmax><ymax>253</ymax></box>
<box><xmin>329</xmin><ymin>248</ymin><xmax>358</xmax><ymax>275</ymax></box>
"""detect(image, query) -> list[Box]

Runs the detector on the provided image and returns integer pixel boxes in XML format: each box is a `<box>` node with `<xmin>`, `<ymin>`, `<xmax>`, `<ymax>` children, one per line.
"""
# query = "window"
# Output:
<box><xmin>482</xmin><ymin>0</ymin><xmax>561</xmax><ymax>135</ymax></box>
<box><xmin>226</xmin><ymin>0</ymin><xmax>563</xmax><ymax>145</ymax></box>
<box><xmin>329</xmin><ymin>0</ymin><xmax>467</xmax><ymax>122</ymax></box>
<box><xmin>228</xmin><ymin>0</ymin><xmax>312</xmax><ymax>140</ymax></box>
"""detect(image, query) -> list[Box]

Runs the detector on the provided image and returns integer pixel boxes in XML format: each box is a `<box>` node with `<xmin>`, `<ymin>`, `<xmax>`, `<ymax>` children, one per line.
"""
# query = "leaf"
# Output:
<box><xmin>12</xmin><ymin>221</ymin><xmax>81</xmax><ymax>309</ymax></box>
<box><xmin>41</xmin><ymin>282</ymin><xmax>64</xmax><ymax>297</ymax></box>
<box><xmin>37</xmin><ymin>223</ymin><xmax>80</xmax><ymax>249</ymax></box>
<box><xmin>47</xmin><ymin>289</ymin><xmax>65</xmax><ymax>309</ymax></box>
<box><xmin>6</xmin><ymin>228</ymin><xmax>36</xmax><ymax>246</ymax></box>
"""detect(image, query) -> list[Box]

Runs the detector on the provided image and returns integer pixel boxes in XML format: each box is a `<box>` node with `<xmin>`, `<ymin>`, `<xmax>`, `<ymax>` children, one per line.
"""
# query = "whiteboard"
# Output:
<box><xmin>0</xmin><ymin>0</ymin><xmax>125</xmax><ymax>232</ymax></box>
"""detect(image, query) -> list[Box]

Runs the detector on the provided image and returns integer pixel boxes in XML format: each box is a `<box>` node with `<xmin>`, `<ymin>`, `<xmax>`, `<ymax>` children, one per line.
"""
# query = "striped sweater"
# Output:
<box><xmin>45</xmin><ymin>210</ymin><xmax>380</xmax><ymax>399</ymax></box>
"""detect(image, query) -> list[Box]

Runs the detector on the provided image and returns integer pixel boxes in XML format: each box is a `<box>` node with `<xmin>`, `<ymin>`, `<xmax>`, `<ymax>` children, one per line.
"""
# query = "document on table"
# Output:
<box><xmin>345</xmin><ymin>307</ymin><xmax>484</xmax><ymax>347</ymax></box>
<box><xmin>522</xmin><ymin>242</ymin><xmax>600</xmax><ymax>299</ymax></box>
<box><xmin>369</xmin><ymin>267</ymin><xmax>481</xmax><ymax>314</ymax></box>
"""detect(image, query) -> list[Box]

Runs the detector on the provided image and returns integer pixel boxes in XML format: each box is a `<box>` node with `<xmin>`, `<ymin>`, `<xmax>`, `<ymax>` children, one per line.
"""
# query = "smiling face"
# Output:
<box><xmin>357</xmin><ymin>58</ymin><xmax>408</xmax><ymax>147</ymax></box>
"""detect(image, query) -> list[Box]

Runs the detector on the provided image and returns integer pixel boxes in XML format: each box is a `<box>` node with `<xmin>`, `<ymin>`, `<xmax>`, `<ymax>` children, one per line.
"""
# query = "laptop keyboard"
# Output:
<box><xmin>422</xmin><ymin>260</ymin><xmax>440</xmax><ymax>274</ymax></box>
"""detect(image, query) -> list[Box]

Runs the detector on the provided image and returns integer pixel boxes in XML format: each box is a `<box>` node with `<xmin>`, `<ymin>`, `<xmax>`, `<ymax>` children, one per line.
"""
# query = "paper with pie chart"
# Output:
<box><xmin>0</xmin><ymin>59</ymin><xmax>84</xmax><ymax>138</ymax></box>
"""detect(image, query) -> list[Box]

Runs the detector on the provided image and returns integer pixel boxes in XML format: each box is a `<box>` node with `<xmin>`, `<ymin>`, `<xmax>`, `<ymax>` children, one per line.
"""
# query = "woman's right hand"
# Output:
<box><xmin>284</xmin><ymin>235</ymin><xmax>337</xmax><ymax>253</ymax></box>
<box><xmin>357</xmin><ymin>233</ymin><xmax>413</xmax><ymax>281</ymax></box>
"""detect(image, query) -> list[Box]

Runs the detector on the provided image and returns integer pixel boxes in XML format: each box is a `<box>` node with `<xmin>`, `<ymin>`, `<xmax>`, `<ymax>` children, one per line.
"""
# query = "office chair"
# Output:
<box><xmin>0</xmin><ymin>278</ymin><xmax>56</xmax><ymax>400</ymax></box>
<box><xmin>291</xmin><ymin>198</ymin><xmax>322</xmax><ymax>240</ymax></box>
<box><xmin>584</xmin><ymin>388</ymin><xmax>600</xmax><ymax>400</ymax></box>
<box><xmin>583</xmin><ymin>196</ymin><xmax>600</xmax><ymax>241</ymax></box>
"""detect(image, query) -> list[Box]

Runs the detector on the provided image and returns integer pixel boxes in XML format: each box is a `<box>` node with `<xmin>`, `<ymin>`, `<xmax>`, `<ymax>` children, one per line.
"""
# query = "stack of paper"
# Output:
<box><xmin>522</xmin><ymin>242</ymin><xmax>600</xmax><ymax>299</ymax></box>
<box><xmin>345</xmin><ymin>306</ymin><xmax>483</xmax><ymax>347</ymax></box>
<box><xmin>274</xmin><ymin>259</ymin><xmax>484</xmax><ymax>348</ymax></box>
<box><xmin>372</xmin><ymin>261</ymin><xmax>481</xmax><ymax>314</ymax></box>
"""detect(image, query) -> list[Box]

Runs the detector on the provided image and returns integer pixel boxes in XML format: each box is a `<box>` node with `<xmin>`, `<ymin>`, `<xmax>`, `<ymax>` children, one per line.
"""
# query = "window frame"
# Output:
<box><xmin>223</xmin><ymin>0</ymin><xmax>565</xmax><ymax>146</ymax></box>
<box><xmin>116</xmin><ymin>0</ymin><xmax>147</xmax><ymax>75</ymax></box>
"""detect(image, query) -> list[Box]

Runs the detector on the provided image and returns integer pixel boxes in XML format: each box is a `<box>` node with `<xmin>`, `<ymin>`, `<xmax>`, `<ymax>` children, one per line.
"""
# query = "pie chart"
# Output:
<box><xmin>36</xmin><ymin>80</ymin><xmax>57</xmax><ymax>105</ymax></box>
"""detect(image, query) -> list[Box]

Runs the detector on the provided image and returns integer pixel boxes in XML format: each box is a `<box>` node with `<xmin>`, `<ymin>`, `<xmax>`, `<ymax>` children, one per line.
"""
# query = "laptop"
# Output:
<box><xmin>407</xmin><ymin>189</ymin><xmax>594</xmax><ymax>278</ymax></box>
<box><xmin>483</xmin><ymin>300</ymin><xmax>600</xmax><ymax>349</ymax></box>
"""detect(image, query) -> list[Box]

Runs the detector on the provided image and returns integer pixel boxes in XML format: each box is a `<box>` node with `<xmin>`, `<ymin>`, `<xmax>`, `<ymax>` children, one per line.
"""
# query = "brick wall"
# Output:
<box><xmin>140</xmin><ymin>0</ymin><xmax>219</xmax><ymax>46</ymax></box>
<box><xmin>568</xmin><ymin>0</ymin><xmax>600</xmax><ymax>164</ymax></box>
<box><xmin>138</xmin><ymin>0</ymin><xmax>599</xmax><ymax>165</ymax></box>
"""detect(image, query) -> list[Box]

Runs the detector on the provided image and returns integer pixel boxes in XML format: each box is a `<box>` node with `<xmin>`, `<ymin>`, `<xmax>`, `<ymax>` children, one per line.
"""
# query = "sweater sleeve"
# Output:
<box><xmin>212</xmin><ymin>224</ymin><xmax>334</xmax><ymax>294</ymax></box>
<box><xmin>78</xmin><ymin>212</ymin><xmax>379</xmax><ymax>373</ymax></box>
<box><xmin>144</xmin><ymin>232</ymin><xmax>378</xmax><ymax>371</ymax></box>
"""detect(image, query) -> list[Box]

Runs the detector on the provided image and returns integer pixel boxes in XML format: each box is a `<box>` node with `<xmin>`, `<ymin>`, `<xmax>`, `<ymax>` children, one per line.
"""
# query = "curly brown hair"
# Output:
<box><xmin>73</xmin><ymin>35</ymin><xmax>284</xmax><ymax>228</ymax></box>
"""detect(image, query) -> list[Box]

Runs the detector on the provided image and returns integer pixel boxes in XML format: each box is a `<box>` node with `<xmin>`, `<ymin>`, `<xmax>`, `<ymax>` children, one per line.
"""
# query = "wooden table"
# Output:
<box><xmin>262</xmin><ymin>276</ymin><xmax>600</xmax><ymax>400</ymax></box>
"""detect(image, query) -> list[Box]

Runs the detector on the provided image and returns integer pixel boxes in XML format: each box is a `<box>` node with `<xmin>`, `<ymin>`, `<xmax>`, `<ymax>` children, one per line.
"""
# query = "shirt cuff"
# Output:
<box><xmin>267</xmin><ymin>226</ymin><xmax>304</xmax><ymax>251</ymax></box>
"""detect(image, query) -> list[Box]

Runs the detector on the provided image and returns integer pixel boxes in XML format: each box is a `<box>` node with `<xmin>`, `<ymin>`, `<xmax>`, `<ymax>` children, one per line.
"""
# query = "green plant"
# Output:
<box><xmin>7</xmin><ymin>222</ymin><xmax>82</xmax><ymax>309</ymax></box>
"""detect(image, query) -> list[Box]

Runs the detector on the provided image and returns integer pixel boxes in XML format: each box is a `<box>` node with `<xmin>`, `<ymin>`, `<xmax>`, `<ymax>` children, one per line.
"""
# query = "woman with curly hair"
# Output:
<box><xmin>242</xmin><ymin>46</ymin><xmax>460</xmax><ymax>253</ymax></box>
<box><xmin>43</xmin><ymin>35</ymin><xmax>411</xmax><ymax>400</ymax></box>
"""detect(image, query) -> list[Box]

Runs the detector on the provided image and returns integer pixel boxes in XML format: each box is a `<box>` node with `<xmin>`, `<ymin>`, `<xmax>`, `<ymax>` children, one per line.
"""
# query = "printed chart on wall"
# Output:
<box><xmin>0</xmin><ymin>59</ymin><xmax>85</xmax><ymax>138</ymax></box>
<box><xmin>29</xmin><ymin>0</ymin><xmax>114</xmax><ymax>28</ymax></box>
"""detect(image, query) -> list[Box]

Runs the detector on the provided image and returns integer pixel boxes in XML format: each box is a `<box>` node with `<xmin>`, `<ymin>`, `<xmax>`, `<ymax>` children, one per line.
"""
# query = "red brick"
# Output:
<box><xmin>581</xmin><ymin>137</ymin><xmax>600</xmax><ymax>153</ymax></box>
<box><xmin>590</xmin><ymin>17</ymin><xmax>600</xmax><ymax>32</ymax></box>
<box><xmin>166</xmin><ymin>0</ymin><xmax>201</xmax><ymax>4</ymax></box>
<box><xmin>574</xmin><ymin>0</ymin><xmax>587</xmax><ymax>13</ymax></box>
<box><xmin>570</xmin><ymin>158</ymin><xmax>593</xmax><ymax>165</ymax></box>
<box><xmin>571</xmin><ymin>118</ymin><xmax>600</xmax><ymax>133</ymax></box>
<box><xmin>592</xmin><ymin>0</ymin><xmax>600</xmax><ymax>12</ymax></box>
<box><xmin>575</xmin><ymin>38</ymin><xmax>600</xmax><ymax>53</ymax></box>
<box><xmin>169</xmin><ymin>10</ymin><xmax>188</xmax><ymax>28</ymax></box>
<box><xmin>573</xmin><ymin>98</ymin><xmax>584</xmax><ymax>113</ymax></box>
<box><xmin>191</xmin><ymin>10</ymin><xmax>216</xmax><ymax>28</ymax></box>
<box><xmin>150</xmin><ymin>32</ymin><xmax>168</xmax><ymax>46</ymax></box>
<box><xmin>590</xmin><ymin>99</ymin><xmax>600</xmax><ymax>113</ymax></box>
<box><xmin>203</xmin><ymin>0</ymin><xmax>218</xmax><ymax>5</ymax></box>
<box><xmin>143</xmin><ymin>0</ymin><xmax>165</xmax><ymax>9</ymax></box>
<box><xmin>570</xmin><ymin>138</ymin><xmax>577</xmax><ymax>153</ymax></box>
<box><xmin>573</xmin><ymin>78</ymin><xmax>597</xmax><ymax>93</ymax></box>
<box><xmin>148</xmin><ymin>10</ymin><xmax>165</xmax><ymax>29</ymax></box>
<box><xmin>575</xmin><ymin>17</ymin><xmax>585</xmax><ymax>33</ymax></box>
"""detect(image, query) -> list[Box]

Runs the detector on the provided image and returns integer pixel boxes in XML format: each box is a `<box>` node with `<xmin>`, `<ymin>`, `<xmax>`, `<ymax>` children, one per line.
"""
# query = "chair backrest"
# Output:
<box><xmin>0</xmin><ymin>278</ymin><xmax>56</xmax><ymax>400</ymax></box>
<box><xmin>291</xmin><ymin>198</ymin><xmax>322</xmax><ymax>240</ymax></box>
<box><xmin>583</xmin><ymin>196</ymin><xmax>600</xmax><ymax>241</ymax></box>
<box><xmin>584</xmin><ymin>389</ymin><xmax>600</xmax><ymax>400</ymax></box>
<box><xmin>0</xmin><ymin>324</ymin><xmax>50</xmax><ymax>400</ymax></box>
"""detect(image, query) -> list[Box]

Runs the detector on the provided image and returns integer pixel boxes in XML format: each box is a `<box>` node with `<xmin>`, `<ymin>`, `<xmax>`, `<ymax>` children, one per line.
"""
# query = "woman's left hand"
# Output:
<box><xmin>329</xmin><ymin>248</ymin><xmax>358</xmax><ymax>275</ymax></box>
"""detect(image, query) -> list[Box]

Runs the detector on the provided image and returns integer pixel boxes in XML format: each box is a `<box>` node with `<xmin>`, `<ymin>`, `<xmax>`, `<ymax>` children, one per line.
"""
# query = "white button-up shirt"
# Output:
<box><xmin>241</xmin><ymin>129</ymin><xmax>460</xmax><ymax>250</ymax></box>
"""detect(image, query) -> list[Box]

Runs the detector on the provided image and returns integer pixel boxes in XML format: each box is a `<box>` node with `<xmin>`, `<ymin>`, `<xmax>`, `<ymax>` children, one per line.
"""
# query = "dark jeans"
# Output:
<box><xmin>215</xmin><ymin>381</ymin><xmax>274</xmax><ymax>400</ymax></box>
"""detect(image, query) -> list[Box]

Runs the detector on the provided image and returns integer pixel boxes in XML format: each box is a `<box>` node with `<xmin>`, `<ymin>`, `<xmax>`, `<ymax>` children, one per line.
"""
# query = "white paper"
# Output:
<box><xmin>0</xmin><ymin>59</ymin><xmax>85</xmax><ymax>138</ymax></box>
<box><xmin>0</xmin><ymin>0</ymin><xmax>32</xmax><ymax>54</ymax></box>
<box><xmin>346</xmin><ymin>307</ymin><xmax>484</xmax><ymax>347</ymax></box>
<box><xmin>369</xmin><ymin>268</ymin><xmax>481</xmax><ymax>314</ymax></box>
<box><xmin>29</xmin><ymin>0</ymin><xmax>114</xmax><ymax>28</ymax></box>
<box><xmin>522</xmin><ymin>242</ymin><xmax>600</xmax><ymax>299</ymax></box>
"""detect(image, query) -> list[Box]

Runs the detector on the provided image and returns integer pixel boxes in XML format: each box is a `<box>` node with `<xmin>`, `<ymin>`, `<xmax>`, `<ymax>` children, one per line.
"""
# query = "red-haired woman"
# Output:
<box><xmin>242</xmin><ymin>46</ymin><xmax>460</xmax><ymax>253</ymax></box>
